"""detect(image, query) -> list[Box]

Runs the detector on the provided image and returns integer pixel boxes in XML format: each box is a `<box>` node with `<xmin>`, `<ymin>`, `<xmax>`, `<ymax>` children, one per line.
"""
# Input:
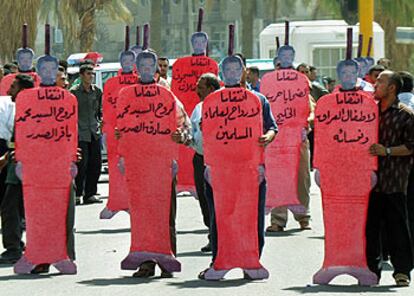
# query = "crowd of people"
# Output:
<box><xmin>0</xmin><ymin>32</ymin><xmax>413</xmax><ymax>286</ymax></box>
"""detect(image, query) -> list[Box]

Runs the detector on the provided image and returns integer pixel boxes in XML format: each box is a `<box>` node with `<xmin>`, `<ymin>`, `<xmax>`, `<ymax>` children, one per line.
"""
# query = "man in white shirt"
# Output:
<box><xmin>0</xmin><ymin>95</ymin><xmax>15</xmax><ymax>205</ymax></box>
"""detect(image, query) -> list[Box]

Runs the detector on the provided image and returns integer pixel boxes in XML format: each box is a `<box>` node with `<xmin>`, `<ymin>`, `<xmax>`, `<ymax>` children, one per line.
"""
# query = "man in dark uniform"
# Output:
<box><xmin>70</xmin><ymin>64</ymin><xmax>103</xmax><ymax>205</ymax></box>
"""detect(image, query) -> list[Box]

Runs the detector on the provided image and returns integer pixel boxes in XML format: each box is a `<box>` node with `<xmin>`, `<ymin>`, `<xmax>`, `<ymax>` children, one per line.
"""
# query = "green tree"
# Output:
<box><xmin>40</xmin><ymin>0</ymin><xmax>135</xmax><ymax>55</ymax></box>
<box><xmin>0</xmin><ymin>0</ymin><xmax>42</xmax><ymax>62</ymax></box>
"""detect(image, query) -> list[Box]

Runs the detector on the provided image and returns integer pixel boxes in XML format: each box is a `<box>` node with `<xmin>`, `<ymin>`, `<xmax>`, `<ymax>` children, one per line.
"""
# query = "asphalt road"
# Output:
<box><xmin>0</xmin><ymin>173</ymin><xmax>412</xmax><ymax>295</ymax></box>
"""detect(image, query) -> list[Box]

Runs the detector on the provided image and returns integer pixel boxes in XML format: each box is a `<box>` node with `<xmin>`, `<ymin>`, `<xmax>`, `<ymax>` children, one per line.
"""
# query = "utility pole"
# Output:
<box><xmin>359</xmin><ymin>0</ymin><xmax>374</xmax><ymax>56</ymax></box>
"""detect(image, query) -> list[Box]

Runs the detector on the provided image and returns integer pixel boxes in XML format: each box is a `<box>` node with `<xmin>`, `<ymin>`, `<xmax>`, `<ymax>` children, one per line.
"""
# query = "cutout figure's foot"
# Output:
<box><xmin>313</xmin><ymin>266</ymin><xmax>378</xmax><ymax>286</ymax></box>
<box><xmin>201</xmin><ymin>267</ymin><xmax>229</xmax><ymax>281</ymax></box>
<box><xmin>243</xmin><ymin>268</ymin><xmax>270</xmax><ymax>280</ymax></box>
<box><xmin>14</xmin><ymin>256</ymin><xmax>35</xmax><ymax>274</ymax></box>
<box><xmin>121</xmin><ymin>252</ymin><xmax>181</xmax><ymax>273</ymax></box>
<box><xmin>99</xmin><ymin>207</ymin><xmax>117</xmax><ymax>219</ymax></box>
<box><xmin>53</xmin><ymin>259</ymin><xmax>77</xmax><ymax>274</ymax></box>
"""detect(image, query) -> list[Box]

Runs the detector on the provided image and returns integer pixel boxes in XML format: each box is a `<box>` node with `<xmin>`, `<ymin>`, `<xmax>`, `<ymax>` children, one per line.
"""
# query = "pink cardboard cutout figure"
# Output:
<box><xmin>201</xmin><ymin>82</ymin><xmax>269</xmax><ymax>280</ymax></box>
<box><xmin>0</xmin><ymin>72</ymin><xmax>40</xmax><ymax>96</ymax></box>
<box><xmin>261</xmin><ymin>68</ymin><xmax>310</xmax><ymax>210</ymax></box>
<box><xmin>117</xmin><ymin>76</ymin><xmax>180</xmax><ymax>272</ymax></box>
<box><xmin>100</xmin><ymin>47</ymin><xmax>138</xmax><ymax>219</ymax></box>
<box><xmin>171</xmin><ymin>33</ymin><xmax>219</xmax><ymax>194</ymax></box>
<box><xmin>312</xmin><ymin>89</ymin><xmax>378</xmax><ymax>285</ymax></box>
<box><xmin>13</xmin><ymin>85</ymin><xmax>78</xmax><ymax>274</ymax></box>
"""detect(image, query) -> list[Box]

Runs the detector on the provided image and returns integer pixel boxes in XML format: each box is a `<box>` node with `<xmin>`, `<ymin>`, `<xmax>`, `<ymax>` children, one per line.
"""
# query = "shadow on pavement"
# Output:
<box><xmin>76</xmin><ymin>228</ymin><xmax>130</xmax><ymax>235</ymax></box>
<box><xmin>177</xmin><ymin>229</ymin><xmax>209</xmax><ymax>235</ymax></box>
<box><xmin>79</xmin><ymin>276</ymin><xmax>162</xmax><ymax>286</ymax></box>
<box><xmin>177</xmin><ymin>251</ymin><xmax>211</xmax><ymax>257</ymax></box>
<box><xmin>167</xmin><ymin>278</ymin><xmax>256</xmax><ymax>289</ymax></box>
<box><xmin>284</xmin><ymin>284</ymin><xmax>396</xmax><ymax>294</ymax></box>
<box><xmin>308</xmin><ymin>235</ymin><xmax>325</xmax><ymax>240</ymax></box>
<box><xmin>265</xmin><ymin>229</ymin><xmax>302</xmax><ymax>237</ymax></box>
<box><xmin>0</xmin><ymin>273</ymin><xmax>60</xmax><ymax>280</ymax></box>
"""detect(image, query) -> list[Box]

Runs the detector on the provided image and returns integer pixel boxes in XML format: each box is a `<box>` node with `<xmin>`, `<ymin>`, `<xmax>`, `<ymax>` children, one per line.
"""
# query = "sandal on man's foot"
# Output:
<box><xmin>266</xmin><ymin>225</ymin><xmax>284</xmax><ymax>232</ymax></box>
<box><xmin>161</xmin><ymin>271</ymin><xmax>173</xmax><ymax>278</ymax></box>
<box><xmin>394</xmin><ymin>273</ymin><xmax>410</xmax><ymax>287</ymax></box>
<box><xmin>31</xmin><ymin>264</ymin><xmax>50</xmax><ymax>274</ymax></box>
<box><xmin>132</xmin><ymin>262</ymin><xmax>155</xmax><ymax>278</ymax></box>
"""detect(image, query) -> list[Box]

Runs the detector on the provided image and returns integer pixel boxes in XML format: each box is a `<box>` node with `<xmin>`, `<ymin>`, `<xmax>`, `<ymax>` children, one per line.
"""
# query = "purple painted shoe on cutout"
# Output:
<box><xmin>14</xmin><ymin>256</ymin><xmax>35</xmax><ymax>274</ymax></box>
<box><xmin>121</xmin><ymin>251</ymin><xmax>181</xmax><ymax>273</ymax></box>
<box><xmin>243</xmin><ymin>267</ymin><xmax>270</xmax><ymax>280</ymax></box>
<box><xmin>99</xmin><ymin>207</ymin><xmax>118</xmax><ymax>219</ymax></box>
<box><xmin>53</xmin><ymin>259</ymin><xmax>77</xmax><ymax>274</ymax></box>
<box><xmin>313</xmin><ymin>266</ymin><xmax>378</xmax><ymax>286</ymax></box>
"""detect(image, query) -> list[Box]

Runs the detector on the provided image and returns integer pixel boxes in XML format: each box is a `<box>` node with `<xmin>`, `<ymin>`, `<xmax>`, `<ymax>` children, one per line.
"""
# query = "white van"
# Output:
<box><xmin>259</xmin><ymin>20</ymin><xmax>385</xmax><ymax>78</ymax></box>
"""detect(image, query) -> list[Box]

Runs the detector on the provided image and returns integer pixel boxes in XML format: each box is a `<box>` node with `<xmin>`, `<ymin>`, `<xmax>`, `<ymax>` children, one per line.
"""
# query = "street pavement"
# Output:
<box><xmin>0</xmin><ymin>172</ymin><xmax>413</xmax><ymax>296</ymax></box>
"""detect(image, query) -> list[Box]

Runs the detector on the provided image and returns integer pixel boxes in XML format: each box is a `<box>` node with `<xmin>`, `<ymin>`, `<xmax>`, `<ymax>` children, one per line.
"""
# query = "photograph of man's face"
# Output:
<box><xmin>37</xmin><ymin>57</ymin><xmax>58</xmax><ymax>85</ymax></box>
<box><xmin>221</xmin><ymin>56</ymin><xmax>243</xmax><ymax>86</ymax></box>
<box><xmin>191</xmin><ymin>32</ymin><xmax>208</xmax><ymax>55</ymax></box>
<box><xmin>120</xmin><ymin>51</ymin><xmax>136</xmax><ymax>73</ymax></box>
<box><xmin>17</xmin><ymin>48</ymin><xmax>34</xmax><ymax>72</ymax></box>
<box><xmin>277</xmin><ymin>46</ymin><xmax>295</xmax><ymax>69</ymax></box>
<box><xmin>136</xmin><ymin>52</ymin><xmax>157</xmax><ymax>83</ymax></box>
<box><xmin>337</xmin><ymin>61</ymin><xmax>358</xmax><ymax>90</ymax></box>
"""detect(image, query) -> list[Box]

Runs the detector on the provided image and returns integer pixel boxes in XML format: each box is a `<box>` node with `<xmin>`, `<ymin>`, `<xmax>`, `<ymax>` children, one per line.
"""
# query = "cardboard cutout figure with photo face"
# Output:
<box><xmin>313</xmin><ymin>89</ymin><xmax>379</xmax><ymax>286</ymax></box>
<box><xmin>171</xmin><ymin>27</ymin><xmax>219</xmax><ymax>194</ymax></box>
<box><xmin>36</xmin><ymin>55</ymin><xmax>59</xmax><ymax>86</ymax></box>
<box><xmin>100</xmin><ymin>49</ymin><xmax>138</xmax><ymax>219</ymax></box>
<box><xmin>117</xmin><ymin>81</ymin><xmax>180</xmax><ymax>274</ymax></box>
<box><xmin>312</xmin><ymin>28</ymin><xmax>378</xmax><ymax>286</ymax></box>
<box><xmin>221</xmin><ymin>55</ymin><xmax>243</xmax><ymax>86</ymax></box>
<box><xmin>337</xmin><ymin>59</ymin><xmax>359</xmax><ymax>91</ymax></box>
<box><xmin>261</xmin><ymin>66</ymin><xmax>310</xmax><ymax>211</ymax></box>
<box><xmin>13</xmin><ymin>24</ymin><xmax>78</xmax><ymax>275</ymax></box>
<box><xmin>17</xmin><ymin>48</ymin><xmax>35</xmax><ymax>72</ymax></box>
<box><xmin>136</xmin><ymin>51</ymin><xmax>157</xmax><ymax>84</ymax></box>
<box><xmin>201</xmin><ymin>83</ymin><xmax>269</xmax><ymax>281</ymax></box>
<box><xmin>120</xmin><ymin>51</ymin><xmax>136</xmax><ymax>74</ymax></box>
<box><xmin>191</xmin><ymin>31</ymin><xmax>208</xmax><ymax>55</ymax></box>
<box><xmin>277</xmin><ymin>45</ymin><xmax>295</xmax><ymax>69</ymax></box>
<box><xmin>14</xmin><ymin>80</ymin><xmax>78</xmax><ymax>275</ymax></box>
<box><xmin>0</xmin><ymin>50</ymin><xmax>39</xmax><ymax>95</ymax></box>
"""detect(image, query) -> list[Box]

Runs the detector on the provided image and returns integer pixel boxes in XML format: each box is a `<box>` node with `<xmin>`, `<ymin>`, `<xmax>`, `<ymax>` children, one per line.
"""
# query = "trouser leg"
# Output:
<box><xmin>169</xmin><ymin>178</ymin><xmax>177</xmax><ymax>256</ymax></box>
<box><xmin>258</xmin><ymin>180</ymin><xmax>266</xmax><ymax>257</ymax></box>
<box><xmin>1</xmin><ymin>184</ymin><xmax>24</xmax><ymax>252</ymax></box>
<box><xmin>205</xmin><ymin>180</ymin><xmax>216</xmax><ymax>263</ymax></box>
<box><xmin>0</xmin><ymin>140</ymin><xmax>9</xmax><ymax>207</ymax></box>
<box><xmin>75</xmin><ymin>141</ymin><xmax>89</xmax><ymax>197</ymax></box>
<box><xmin>407</xmin><ymin>168</ymin><xmax>414</xmax><ymax>249</ymax></box>
<box><xmin>66</xmin><ymin>183</ymin><xmax>76</xmax><ymax>260</ymax></box>
<box><xmin>193</xmin><ymin>153</ymin><xmax>210</xmax><ymax>229</ymax></box>
<box><xmin>384</xmin><ymin>193</ymin><xmax>413</xmax><ymax>278</ymax></box>
<box><xmin>366</xmin><ymin>191</ymin><xmax>385</xmax><ymax>279</ymax></box>
<box><xmin>293</xmin><ymin>140</ymin><xmax>311</xmax><ymax>223</ymax></box>
<box><xmin>84</xmin><ymin>137</ymin><xmax>102</xmax><ymax>198</ymax></box>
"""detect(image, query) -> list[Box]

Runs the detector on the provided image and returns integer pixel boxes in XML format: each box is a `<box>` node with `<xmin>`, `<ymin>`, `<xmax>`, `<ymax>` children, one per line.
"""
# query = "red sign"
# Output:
<box><xmin>14</xmin><ymin>86</ymin><xmax>78</xmax><ymax>273</ymax></box>
<box><xmin>0</xmin><ymin>72</ymin><xmax>40</xmax><ymax>96</ymax></box>
<box><xmin>261</xmin><ymin>69</ymin><xmax>310</xmax><ymax>209</ymax></box>
<box><xmin>101</xmin><ymin>73</ymin><xmax>138</xmax><ymax>218</ymax></box>
<box><xmin>313</xmin><ymin>90</ymin><xmax>378</xmax><ymax>285</ymax></box>
<box><xmin>117</xmin><ymin>83</ymin><xmax>181</xmax><ymax>273</ymax></box>
<box><xmin>203</xmin><ymin>87</ymin><xmax>268</xmax><ymax>276</ymax></box>
<box><xmin>171</xmin><ymin>56</ymin><xmax>219</xmax><ymax>193</ymax></box>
